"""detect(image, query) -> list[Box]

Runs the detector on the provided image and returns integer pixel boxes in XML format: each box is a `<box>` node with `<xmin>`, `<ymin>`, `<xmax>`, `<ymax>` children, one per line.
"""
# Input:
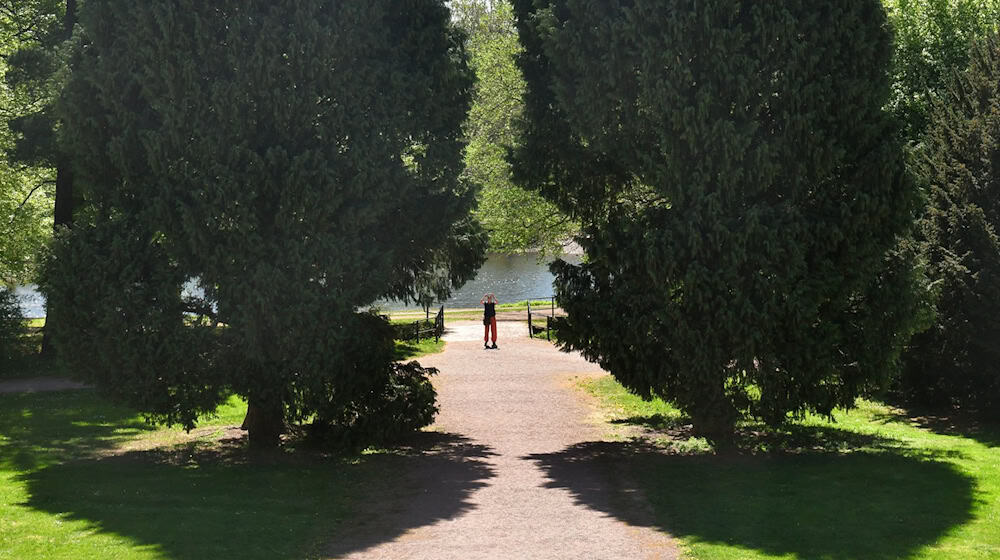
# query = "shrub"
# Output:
<box><xmin>0</xmin><ymin>287</ymin><xmax>26</xmax><ymax>364</ymax></box>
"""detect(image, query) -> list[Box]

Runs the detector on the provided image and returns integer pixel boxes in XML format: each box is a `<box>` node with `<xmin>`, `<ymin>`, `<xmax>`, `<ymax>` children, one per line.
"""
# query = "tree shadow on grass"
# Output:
<box><xmin>0</xmin><ymin>390</ymin><xmax>155</xmax><ymax>471</ymax></box>
<box><xmin>393</xmin><ymin>340</ymin><xmax>432</xmax><ymax>361</ymax></box>
<box><xmin>871</xmin><ymin>406</ymin><xmax>1000</xmax><ymax>449</ymax></box>
<box><xmin>19</xmin><ymin>431</ymin><xmax>495</xmax><ymax>560</ymax></box>
<box><xmin>526</xmin><ymin>427</ymin><xmax>976</xmax><ymax>560</ymax></box>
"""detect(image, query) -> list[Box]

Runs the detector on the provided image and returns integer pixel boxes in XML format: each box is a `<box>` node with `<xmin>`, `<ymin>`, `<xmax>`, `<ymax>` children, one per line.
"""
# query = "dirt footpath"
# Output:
<box><xmin>0</xmin><ymin>377</ymin><xmax>90</xmax><ymax>393</ymax></box>
<box><xmin>328</xmin><ymin>321</ymin><xmax>678</xmax><ymax>559</ymax></box>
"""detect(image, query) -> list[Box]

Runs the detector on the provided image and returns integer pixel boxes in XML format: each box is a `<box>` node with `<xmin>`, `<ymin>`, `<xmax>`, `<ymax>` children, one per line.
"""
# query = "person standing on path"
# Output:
<box><xmin>482</xmin><ymin>293</ymin><xmax>498</xmax><ymax>349</ymax></box>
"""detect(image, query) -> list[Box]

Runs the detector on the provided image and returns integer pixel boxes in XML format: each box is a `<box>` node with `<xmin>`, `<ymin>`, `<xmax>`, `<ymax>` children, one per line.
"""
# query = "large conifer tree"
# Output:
<box><xmin>41</xmin><ymin>0</ymin><xmax>486</xmax><ymax>448</ymax></box>
<box><xmin>900</xmin><ymin>35</ymin><xmax>1000</xmax><ymax>416</ymax></box>
<box><xmin>512</xmin><ymin>0</ymin><xmax>921</xmax><ymax>440</ymax></box>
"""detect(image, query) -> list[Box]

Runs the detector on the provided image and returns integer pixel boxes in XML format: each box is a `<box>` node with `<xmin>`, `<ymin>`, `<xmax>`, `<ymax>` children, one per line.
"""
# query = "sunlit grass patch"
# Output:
<box><xmin>577</xmin><ymin>375</ymin><xmax>1000</xmax><ymax>559</ymax></box>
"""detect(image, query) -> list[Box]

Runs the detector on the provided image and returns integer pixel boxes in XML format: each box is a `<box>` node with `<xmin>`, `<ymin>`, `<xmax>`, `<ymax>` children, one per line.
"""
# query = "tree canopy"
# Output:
<box><xmin>884</xmin><ymin>0</ymin><xmax>1000</xmax><ymax>139</ymax></box>
<box><xmin>900</xmin><ymin>34</ymin><xmax>1000</xmax><ymax>417</ymax></box>
<box><xmin>512</xmin><ymin>0</ymin><xmax>922</xmax><ymax>439</ymax></box>
<box><xmin>453</xmin><ymin>0</ymin><xmax>576</xmax><ymax>256</ymax></box>
<box><xmin>0</xmin><ymin>0</ymin><xmax>64</xmax><ymax>284</ymax></box>
<box><xmin>42</xmin><ymin>0</ymin><xmax>486</xmax><ymax>448</ymax></box>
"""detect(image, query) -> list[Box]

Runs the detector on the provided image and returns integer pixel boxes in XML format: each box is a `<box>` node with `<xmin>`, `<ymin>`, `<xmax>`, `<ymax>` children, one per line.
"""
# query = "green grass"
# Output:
<box><xmin>394</xmin><ymin>337</ymin><xmax>445</xmax><ymax>360</ymax></box>
<box><xmin>496</xmin><ymin>299</ymin><xmax>554</xmax><ymax>311</ymax></box>
<box><xmin>576</xmin><ymin>376</ymin><xmax>1000</xmax><ymax>560</ymax></box>
<box><xmin>1</xmin><ymin>319</ymin><xmax>63</xmax><ymax>381</ymax></box>
<box><xmin>4</xmin><ymin>316</ymin><xmax>441</xmax><ymax>383</ymax></box>
<box><xmin>0</xmin><ymin>390</ymin><xmax>413</xmax><ymax>560</ymax></box>
<box><xmin>388</xmin><ymin>299</ymin><xmax>557</xmax><ymax>322</ymax></box>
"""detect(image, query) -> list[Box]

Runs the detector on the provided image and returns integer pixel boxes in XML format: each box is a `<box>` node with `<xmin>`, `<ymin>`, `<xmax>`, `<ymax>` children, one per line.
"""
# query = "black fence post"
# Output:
<box><xmin>527</xmin><ymin>301</ymin><xmax>533</xmax><ymax>338</ymax></box>
<box><xmin>435</xmin><ymin>305</ymin><xmax>444</xmax><ymax>342</ymax></box>
<box><xmin>546</xmin><ymin>315</ymin><xmax>551</xmax><ymax>341</ymax></box>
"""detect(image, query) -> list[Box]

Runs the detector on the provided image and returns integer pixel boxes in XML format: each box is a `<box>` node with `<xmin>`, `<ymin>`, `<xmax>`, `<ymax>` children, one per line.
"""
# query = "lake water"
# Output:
<box><xmin>13</xmin><ymin>253</ymin><xmax>579</xmax><ymax>317</ymax></box>
<box><xmin>383</xmin><ymin>252</ymin><xmax>581</xmax><ymax>311</ymax></box>
<box><xmin>13</xmin><ymin>285</ymin><xmax>45</xmax><ymax>319</ymax></box>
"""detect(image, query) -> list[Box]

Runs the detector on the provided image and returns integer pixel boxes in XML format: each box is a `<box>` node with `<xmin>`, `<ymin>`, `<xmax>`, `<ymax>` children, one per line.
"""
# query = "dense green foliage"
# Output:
<box><xmin>3</xmin><ymin>0</ymin><xmax>70</xmax><ymax>169</ymax></box>
<box><xmin>512</xmin><ymin>0</ymin><xmax>921</xmax><ymax>439</ymax></box>
<box><xmin>0</xmin><ymin>1</ymin><xmax>62</xmax><ymax>284</ymax></box>
<box><xmin>306</xmin><ymin>360</ymin><xmax>438</xmax><ymax>448</ymax></box>
<box><xmin>453</xmin><ymin>0</ymin><xmax>575</xmax><ymax>255</ymax></box>
<box><xmin>900</xmin><ymin>35</ymin><xmax>1000</xmax><ymax>417</ymax></box>
<box><xmin>0</xmin><ymin>285</ymin><xmax>25</xmax><ymax>363</ymax></box>
<box><xmin>41</xmin><ymin>0</ymin><xmax>485</xmax><ymax>448</ymax></box>
<box><xmin>0</xmin><ymin>139</ymin><xmax>51</xmax><ymax>284</ymax></box>
<box><xmin>884</xmin><ymin>0</ymin><xmax>1000</xmax><ymax>139</ymax></box>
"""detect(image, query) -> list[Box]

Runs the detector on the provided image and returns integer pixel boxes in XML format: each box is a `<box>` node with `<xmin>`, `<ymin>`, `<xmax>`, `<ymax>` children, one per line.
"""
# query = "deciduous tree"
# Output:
<box><xmin>2</xmin><ymin>0</ymin><xmax>77</xmax><ymax>352</ymax></box>
<box><xmin>0</xmin><ymin>1</ymin><xmax>61</xmax><ymax>285</ymax></box>
<box><xmin>884</xmin><ymin>0</ymin><xmax>1000</xmax><ymax>139</ymax></box>
<box><xmin>454</xmin><ymin>0</ymin><xmax>575</xmax><ymax>256</ymax></box>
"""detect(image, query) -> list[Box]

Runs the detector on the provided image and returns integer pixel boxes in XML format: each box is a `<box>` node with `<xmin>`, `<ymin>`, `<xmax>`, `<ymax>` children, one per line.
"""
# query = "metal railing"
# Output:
<box><xmin>526</xmin><ymin>295</ymin><xmax>557</xmax><ymax>341</ymax></box>
<box><xmin>399</xmin><ymin>305</ymin><xmax>445</xmax><ymax>343</ymax></box>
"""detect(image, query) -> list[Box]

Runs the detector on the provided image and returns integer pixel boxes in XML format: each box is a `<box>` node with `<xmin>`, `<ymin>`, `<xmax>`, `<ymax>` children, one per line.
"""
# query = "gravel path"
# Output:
<box><xmin>0</xmin><ymin>377</ymin><xmax>90</xmax><ymax>394</ymax></box>
<box><xmin>328</xmin><ymin>321</ymin><xmax>678</xmax><ymax>559</ymax></box>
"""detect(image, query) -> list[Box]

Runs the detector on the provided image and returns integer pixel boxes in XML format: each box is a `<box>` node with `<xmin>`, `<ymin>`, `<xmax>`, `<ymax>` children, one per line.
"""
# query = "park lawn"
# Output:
<box><xmin>389</xmin><ymin>299</ymin><xmax>556</xmax><ymax>322</ymax></box>
<box><xmin>496</xmin><ymin>299</ymin><xmax>554</xmax><ymax>311</ymax></box>
<box><xmin>1</xmin><ymin>319</ymin><xmax>62</xmax><ymax>382</ymax></box>
<box><xmin>5</xmin><ymin>317</ymin><xmax>440</xmax><ymax>381</ymax></box>
<box><xmin>579</xmin><ymin>375</ymin><xmax>1000</xmax><ymax>560</ymax></box>
<box><xmin>394</xmin><ymin>337</ymin><xmax>445</xmax><ymax>360</ymax></box>
<box><xmin>0</xmin><ymin>390</ymin><xmax>397</xmax><ymax>560</ymax></box>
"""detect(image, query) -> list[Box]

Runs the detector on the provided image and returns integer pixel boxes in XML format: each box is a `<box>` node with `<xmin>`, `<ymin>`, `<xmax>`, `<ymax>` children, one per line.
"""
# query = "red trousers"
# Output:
<box><xmin>484</xmin><ymin>316</ymin><xmax>497</xmax><ymax>343</ymax></box>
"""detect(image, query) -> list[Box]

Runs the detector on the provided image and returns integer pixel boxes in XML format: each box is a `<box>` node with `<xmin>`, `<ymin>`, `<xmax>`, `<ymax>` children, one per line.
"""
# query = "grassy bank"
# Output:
<box><xmin>4</xmin><ymin>317</ymin><xmax>440</xmax><ymax>383</ymax></box>
<box><xmin>394</xmin><ymin>337</ymin><xmax>445</xmax><ymax>360</ymax></box>
<box><xmin>0</xmin><ymin>317</ymin><xmax>446</xmax><ymax>559</ymax></box>
<box><xmin>0</xmin><ymin>386</ymin><xmax>485</xmax><ymax>560</ymax></box>
<box><xmin>576</xmin><ymin>375</ymin><xmax>1000</xmax><ymax>560</ymax></box>
<box><xmin>0</xmin><ymin>391</ymin><xmax>377</xmax><ymax>560</ymax></box>
<box><xmin>388</xmin><ymin>299</ymin><xmax>556</xmax><ymax>322</ymax></box>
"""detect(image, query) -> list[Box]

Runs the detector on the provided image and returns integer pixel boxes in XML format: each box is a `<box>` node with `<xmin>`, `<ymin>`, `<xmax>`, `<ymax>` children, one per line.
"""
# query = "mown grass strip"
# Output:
<box><xmin>0</xmin><ymin>391</ymin><xmax>391</xmax><ymax>560</ymax></box>
<box><xmin>577</xmin><ymin>376</ymin><xmax>1000</xmax><ymax>560</ymax></box>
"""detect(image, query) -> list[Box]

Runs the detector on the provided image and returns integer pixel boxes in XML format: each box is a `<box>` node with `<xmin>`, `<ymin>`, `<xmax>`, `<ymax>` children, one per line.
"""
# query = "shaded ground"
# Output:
<box><xmin>0</xmin><ymin>376</ymin><xmax>89</xmax><ymax>394</ymax></box>
<box><xmin>327</xmin><ymin>321</ymin><xmax>678</xmax><ymax>559</ymax></box>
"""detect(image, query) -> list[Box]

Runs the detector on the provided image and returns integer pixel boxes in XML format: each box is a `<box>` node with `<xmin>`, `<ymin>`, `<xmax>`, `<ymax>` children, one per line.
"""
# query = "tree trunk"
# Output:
<box><xmin>40</xmin><ymin>164</ymin><xmax>74</xmax><ymax>356</ymax></box>
<box><xmin>241</xmin><ymin>395</ymin><xmax>285</xmax><ymax>450</ymax></box>
<box><xmin>64</xmin><ymin>0</ymin><xmax>77</xmax><ymax>37</ymax></box>
<box><xmin>689</xmin><ymin>378</ymin><xmax>738</xmax><ymax>448</ymax></box>
<box><xmin>40</xmin><ymin>2</ymin><xmax>77</xmax><ymax>356</ymax></box>
<box><xmin>690</xmin><ymin>410</ymin><xmax>737</xmax><ymax>446</ymax></box>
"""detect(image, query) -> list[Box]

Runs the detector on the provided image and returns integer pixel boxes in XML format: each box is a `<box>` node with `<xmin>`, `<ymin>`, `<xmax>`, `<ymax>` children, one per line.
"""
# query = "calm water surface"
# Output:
<box><xmin>383</xmin><ymin>252</ymin><xmax>581</xmax><ymax>311</ymax></box>
<box><xmin>14</xmin><ymin>253</ymin><xmax>580</xmax><ymax>317</ymax></box>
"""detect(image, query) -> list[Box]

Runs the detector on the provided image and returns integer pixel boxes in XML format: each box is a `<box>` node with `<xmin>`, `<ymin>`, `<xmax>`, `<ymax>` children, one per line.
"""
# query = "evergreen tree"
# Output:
<box><xmin>0</xmin><ymin>285</ymin><xmax>25</xmax><ymax>363</ymax></box>
<box><xmin>512</xmin><ymin>0</ymin><xmax>921</xmax><ymax>440</ymax></box>
<box><xmin>41</xmin><ymin>0</ymin><xmax>486</xmax><ymax>448</ymax></box>
<box><xmin>901</xmin><ymin>34</ymin><xmax>1000</xmax><ymax>417</ymax></box>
